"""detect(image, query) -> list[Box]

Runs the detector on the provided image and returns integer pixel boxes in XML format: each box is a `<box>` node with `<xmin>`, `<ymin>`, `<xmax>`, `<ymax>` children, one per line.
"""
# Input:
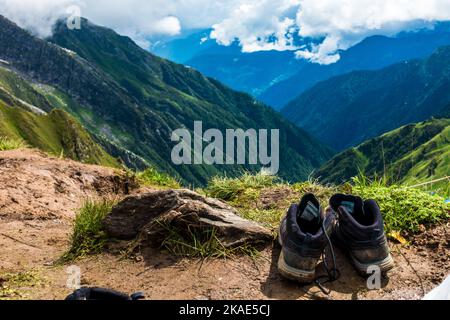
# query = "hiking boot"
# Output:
<box><xmin>278</xmin><ymin>193</ymin><xmax>335</xmax><ymax>283</ymax></box>
<box><xmin>330</xmin><ymin>194</ymin><xmax>394</xmax><ymax>275</ymax></box>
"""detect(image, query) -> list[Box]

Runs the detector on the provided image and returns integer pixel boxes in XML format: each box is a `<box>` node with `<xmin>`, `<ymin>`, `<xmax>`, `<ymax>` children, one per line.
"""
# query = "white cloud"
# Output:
<box><xmin>0</xmin><ymin>0</ymin><xmax>239</xmax><ymax>47</ymax></box>
<box><xmin>0</xmin><ymin>0</ymin><xmax>75</xmax><ymax>38</ymax></box>
<box><xmin>211</xmin><ymin>0</ymin><xmax>301</xmax><ymax>52</ymax></box>
<box><xmin>212</xmin><ymin>0</ymin><xmax>450</xmax><ymax>63</ymax></box>
<box><xmin>1</xmin><ymin>0</ymin><xmax>450</xmax><ymax>62</ymax></box>
<box><xmin>294</xmin><ymin>0</ymin><xmax>450</xmax><ymax>64</ymax></box>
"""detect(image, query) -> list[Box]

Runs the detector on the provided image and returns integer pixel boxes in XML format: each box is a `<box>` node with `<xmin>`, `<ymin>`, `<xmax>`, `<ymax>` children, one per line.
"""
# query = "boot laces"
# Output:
<box><xmin>314</xmin><ymin>216</ymin><xmax>340</xmax><ymax>295</ymax></box>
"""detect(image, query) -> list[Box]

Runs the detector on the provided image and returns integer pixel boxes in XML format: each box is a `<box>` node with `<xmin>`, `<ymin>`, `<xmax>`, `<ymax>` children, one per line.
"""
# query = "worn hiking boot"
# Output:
<box><xmin>330</xmin><ymin>194</ymin><xmax>394</xmax><ymax>275</ymax></box>
<box><xmin>278</xmin><ymin>193</ymin><xmax>335</xmax><ymax>283</ymax></box>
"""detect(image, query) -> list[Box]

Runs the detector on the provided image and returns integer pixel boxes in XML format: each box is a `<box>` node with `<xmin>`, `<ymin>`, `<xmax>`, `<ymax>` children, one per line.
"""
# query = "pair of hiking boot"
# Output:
<box><xmin>278</xmin><ymin>193</ymin><xmax>394</xmax><ymax>284</ymax></box>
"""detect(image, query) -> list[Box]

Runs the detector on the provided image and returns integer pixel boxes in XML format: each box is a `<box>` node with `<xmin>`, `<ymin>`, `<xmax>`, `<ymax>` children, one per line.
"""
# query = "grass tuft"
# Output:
<box><xmin>61</xmin><ymin>198</ymin><xmax>118</xmax><ymax>262</ymax></box>
<box><xmin>160</xmin><ymin>224</ymin><xmax>259</xmax><ymax>259</ymax></box>
<box><xmin>136</xmin><ymin>167</ymin><xmax>181</xmax><ymax>189</ymax></box>
<box><xmin>0</xmin><ymin>136</ymin><xmax>27</xmax><ymax>151</ymax></box>
<box><xmin>206</xmin><ymin>172</ymin><xmax>278</xmax><ymax>201</ymax></box>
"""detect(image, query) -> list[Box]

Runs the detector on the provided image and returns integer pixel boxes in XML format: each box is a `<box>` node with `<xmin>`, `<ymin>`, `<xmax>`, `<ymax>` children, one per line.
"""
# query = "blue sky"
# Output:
<box><xmin>2</xmin><ymin>0</ymin><xmax>450</xmax><ymax>64</ymax></box>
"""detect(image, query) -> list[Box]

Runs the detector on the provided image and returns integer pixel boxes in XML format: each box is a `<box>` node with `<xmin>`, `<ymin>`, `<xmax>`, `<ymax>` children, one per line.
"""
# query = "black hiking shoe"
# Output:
<box><xmin>330</xmin><ymin>194</ymin><xmax>394</xmax><ymax>275</ymax></box>
<box><xmin>278</xmin><ymin>193</ymin><xmax>335</xmax><ymax>283</ymax></box>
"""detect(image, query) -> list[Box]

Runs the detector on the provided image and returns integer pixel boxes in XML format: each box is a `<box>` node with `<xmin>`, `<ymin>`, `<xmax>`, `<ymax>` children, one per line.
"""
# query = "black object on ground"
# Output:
<box><xmin>65</xmin><ymin>287</ymin><xmax>145</xmax><ymax>300</ymax></box>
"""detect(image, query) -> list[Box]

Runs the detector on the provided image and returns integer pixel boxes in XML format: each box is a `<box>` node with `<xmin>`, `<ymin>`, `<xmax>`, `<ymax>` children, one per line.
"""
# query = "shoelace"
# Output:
<box><xmin>314</xmin><ymin>217</ymin><xmax>340</xmax><ymax>295</ymax></box>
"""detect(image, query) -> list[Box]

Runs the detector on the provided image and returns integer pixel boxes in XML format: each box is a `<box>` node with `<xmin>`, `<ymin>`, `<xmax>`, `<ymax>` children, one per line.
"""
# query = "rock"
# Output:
<box><xmin>103</xmin><ymin>189</ymin><xmax>273</xmax><ymax>248</ymax></box>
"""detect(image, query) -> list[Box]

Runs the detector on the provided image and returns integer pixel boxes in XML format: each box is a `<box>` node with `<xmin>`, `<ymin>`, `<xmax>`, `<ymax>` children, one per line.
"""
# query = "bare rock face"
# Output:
<box><xmin>102</xmin><ymin>189</ymin><xmax>273</xmax><ymax>248</ymax></box>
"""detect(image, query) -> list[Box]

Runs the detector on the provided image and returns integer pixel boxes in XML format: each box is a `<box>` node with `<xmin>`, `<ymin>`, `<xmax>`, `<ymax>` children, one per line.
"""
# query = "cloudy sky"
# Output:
<box><xmin>2</xmin><ymin>0</ymin><xmax>450</xmax><ymax>64</ymax></box>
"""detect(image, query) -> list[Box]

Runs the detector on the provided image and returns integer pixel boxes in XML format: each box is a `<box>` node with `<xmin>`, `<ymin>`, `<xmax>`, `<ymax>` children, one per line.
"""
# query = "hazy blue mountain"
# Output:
<box><xmin>152</xmin><ymin>24</ymin><xmax>450</xmax><ymax>110</ymax></box>
<box><xmin>151</xmin><ymin>29</ymin><xmax>230</xmax><ymax>64</ymax></box>
<box><xmin>185</xmin><ymin>50</ymin><xmax>306</xmax><ymax>97</ymax></box>
<box><xmin>151</xmin><ymin>29</ymin><xmax>308</xmax><ymax>98</ymax></box>
<box><xmin>261</xmin><ymin>22</ymin><xmax>450</xmax><ymax>109</ymax></box>
<box><xmin>282</xmin><ymin>45</ymin><xmax>450</xmax><ymax>151</ymax></box>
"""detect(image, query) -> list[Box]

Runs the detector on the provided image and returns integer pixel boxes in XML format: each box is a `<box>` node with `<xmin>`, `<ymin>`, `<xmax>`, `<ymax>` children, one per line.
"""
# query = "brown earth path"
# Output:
<box><xmin>0</xmin><ymin>149</ymin><xmax>448</xmax><ymax>300</ymax></box>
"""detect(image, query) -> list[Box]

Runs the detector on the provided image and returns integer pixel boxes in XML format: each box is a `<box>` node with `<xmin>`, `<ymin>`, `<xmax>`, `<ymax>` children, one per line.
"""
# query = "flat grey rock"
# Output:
<box><xmin>103</xmin><ymin>189</ymin><xmax>272</xmax><ymax>248</ymax></box>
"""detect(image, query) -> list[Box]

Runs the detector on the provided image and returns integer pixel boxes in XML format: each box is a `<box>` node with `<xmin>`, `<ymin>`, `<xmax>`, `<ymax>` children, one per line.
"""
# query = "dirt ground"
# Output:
<box><xmin>0</xmin><ymin>149</ymin><xmax>449</xmax><ymax>300</ymax></box>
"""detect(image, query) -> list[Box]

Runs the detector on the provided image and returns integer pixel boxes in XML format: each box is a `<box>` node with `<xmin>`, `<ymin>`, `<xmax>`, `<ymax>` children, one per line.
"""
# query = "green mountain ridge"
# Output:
<box><xmin>0</xmin><ymin>66</ymin><xmax>119</xmax><ymax>167</ymax></box>
<box><xmin>0</xmin><ymin>16</ymin><xmax>333</xmax><ymax>186</ymax></box>
<box><xmin>283</xmin><ymin>46</ymin><xmax>450</xmax><ymax>151</ymax></box>
<box><xmin>315</xmin><ymin>118</ymin><xmax>450</xmax><ymax>190</ymax></box>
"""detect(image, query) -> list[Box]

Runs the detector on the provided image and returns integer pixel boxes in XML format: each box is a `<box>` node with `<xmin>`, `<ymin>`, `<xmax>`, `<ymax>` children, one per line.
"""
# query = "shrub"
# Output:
<box><xmin>61</xmin><ymin>199</ymin><xmax>117</xmax><ymax>262</ymax></box>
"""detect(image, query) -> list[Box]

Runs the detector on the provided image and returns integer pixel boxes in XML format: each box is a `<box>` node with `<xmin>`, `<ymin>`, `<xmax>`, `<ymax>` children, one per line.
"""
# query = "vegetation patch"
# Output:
<box><xmin>0</xmin><ymin>270</ymin><xmax>44</xmax><ymax>300</ymax></box>
<box><xmin>315</xmin><ymin>118</ymin><xmax>450</xmax><ymax>197</ymax></box>
<box><xmin>205</xmin><ymin>172</ymin><xmax>449</xmax><ymax>237</ymax></box>
<box><xmin>351</xmin><ymin>176</ymin><xmax>450</xmax><ymax>234</ymax></box>
<box><xmin>0</xmin><ymin>136</ymin><xmax>27</xmax><ymax>151</ymax></box>
<box><xmin>160</xmin><ymin>225</ymin><xmax>259</xmax><ymax>259</ymax></box>
<box><xmin>206</xmin><ymin>172</ymin><xmax>278</xmax><ymax>201</ymax></box>
<box><xmin>61</xmin><ymin>198</ymin><xmax>118</xmax><ymax>262</ymax></box>
<box><xmin>206</xmin><ymin>173</ymin><xmax>336</xmax><ymax>230</ymax></box>
<box><xmin>136</xmin><ymin>167</ymin><xmax>181</xmax><ymax>189</ymax></box>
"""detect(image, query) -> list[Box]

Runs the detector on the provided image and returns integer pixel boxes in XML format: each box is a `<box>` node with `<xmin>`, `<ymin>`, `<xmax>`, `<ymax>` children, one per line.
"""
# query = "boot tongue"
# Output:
<box><xmin>340</xmin><ymin>201</ymin><xmax>355</xmax><ymax>214</ymax></box>
<box><xmin>299</xmin><ymin>201</ymin><xmax>321</xmax><ymax>231</ymax></box>
<box><xmin>339</xmin><ymin>197</ymin><xmax>365</xmax><ymax>221</ymax></box>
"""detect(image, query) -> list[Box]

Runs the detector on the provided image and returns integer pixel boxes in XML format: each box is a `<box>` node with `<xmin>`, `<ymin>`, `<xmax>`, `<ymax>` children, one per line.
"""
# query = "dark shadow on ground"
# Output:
<box><xmin>139</xmin><ymin>246</ymin><xmax>182</xmax><ymax>269</ymax></box>
<box><xmin>106</xmin><ymin>239</ymin><xmax>182</xmax><ymax>269</ymax></box>
<box><xmin>260</xmin><ymin>242</ymin><xmax>390</xmax><ymax>300</ymax></box>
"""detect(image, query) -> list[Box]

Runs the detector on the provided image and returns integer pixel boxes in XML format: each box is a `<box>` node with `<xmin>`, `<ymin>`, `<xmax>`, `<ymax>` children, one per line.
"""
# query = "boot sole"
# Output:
<box><xmin>277</xmin><ymin>250</ymin><xmax>316</xmax><ymax>284</ymax></box>
<box><xmin>348</xmin><ymin>252</ymin><xmax>395</xmax><ymax>276</ymax></box>
<box><xmin>332</xmin><ymin>230</ymin><xmax>395</xmax><ymax>276</ymax></box>
<box><xmin>277</xmin><ymin>228</ymin><xmax>315</xmax><ymax>284</ymax></box>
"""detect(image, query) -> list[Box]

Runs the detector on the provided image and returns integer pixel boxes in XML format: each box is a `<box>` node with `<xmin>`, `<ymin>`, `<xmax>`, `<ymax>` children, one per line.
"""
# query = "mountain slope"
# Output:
<box><xmin>151</xmin><ymin>29</ymin><xmax>237</xmax><ymax>64</ymax></box>
<box><xmin>186</xmin><ymin>49</ymin><xmax>304</xmax><ymax>97</ymax></box>
<box><xmin>0</xmin><ymin>66</ymin><xmax>119</xmax><ymax>167</ymax></box>
<box><xmin>315</xmin><ymin>118</ymin><xmax>450</xmax><ymax>188</ymax></box>
<box><xmin>151</xmin><ymin>29</ymin><xmax>307</xmax><ymax>97</ymax></box>
<box><xmin>0</xmin><ymin>16</ymin><xmax>332</xmax><ymax>185</ymax></box>
<box><xmin>260</xmin><ymin>23</ymin><xmax>450</xmax><ymax>109</ymax></box>
<box><xmin>283</xmin><ymin>46</ymin><xmax>450</xmax><ymax>151</ymax></box>
<box><xmin>152</xmin><ymin>24</ymin><xmax>450</xmax><ymax>110</ymax></box>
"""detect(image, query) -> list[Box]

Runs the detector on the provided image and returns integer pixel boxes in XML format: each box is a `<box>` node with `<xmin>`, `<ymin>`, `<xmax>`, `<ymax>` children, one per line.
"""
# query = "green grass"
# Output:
<box><xmin>206</xmin><ymin>172</ymin><xmax>278</xmax><ymax>201</ymax></box>
<box><xmin>205</xmin><ymin>172</ymin><xmax>449</xmax><ymax>237</ymax></box>
<box><xmin>61</xmin><ymin>199</ymin><xmax>117</xmax><ymax>262</ymax></box>
<box><xmin>0</xmin><ymin>67</ymin><xmax>119</xmax><ymax>167</ymax></box>
<box><xmin>206</xmin><ymin>173</ymin><xmax>336</xmax><ymax>230</ymax></box>
<box><xmin>351</xmin><ymin>175</ymin><xmax>450</xmax><ymax>234</ymax></box>
<box><xmin>316</xmin><ymin>118</ymin><xmax>450</xmax><ymax>196</ymax></box>
<box><xmin>136</xmin><ymin>167</ymin><xmax>181</xmax><ymax>189</ymax></box>
<box><xmin>160</xmin><ymin>224</ymin><xmax>259</xmax><ymax>259</ymax></box>
<box><xmin>237</xmin><ymin>208</ymin><xmax>285</xmax><ymax>230</ymax></box>
<box><xmin>0</xmin><ymin>270</ymin><xmax>44</xmax><ymax>300</ymax></box>
<box><xmin>0</xmin><ymin>104</ymin><xmax>119</xmax><ymax>167</ymax></box>
<box><xmin>0</xmin><ymin>136</ymin><xmax>27</xmax><ymax>151</ymax></box>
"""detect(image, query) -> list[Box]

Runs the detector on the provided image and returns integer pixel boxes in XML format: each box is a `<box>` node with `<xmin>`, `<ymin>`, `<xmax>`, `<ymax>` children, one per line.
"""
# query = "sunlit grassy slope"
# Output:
<box><xmin>315</xmin><ymin>119</ymin><xmax>450</xmax><ymax>195</ymax></box>
<box><xmin>0</xmin><ymin>67</ymin><xmax>119</xmax><ymax>167</ymax></box>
